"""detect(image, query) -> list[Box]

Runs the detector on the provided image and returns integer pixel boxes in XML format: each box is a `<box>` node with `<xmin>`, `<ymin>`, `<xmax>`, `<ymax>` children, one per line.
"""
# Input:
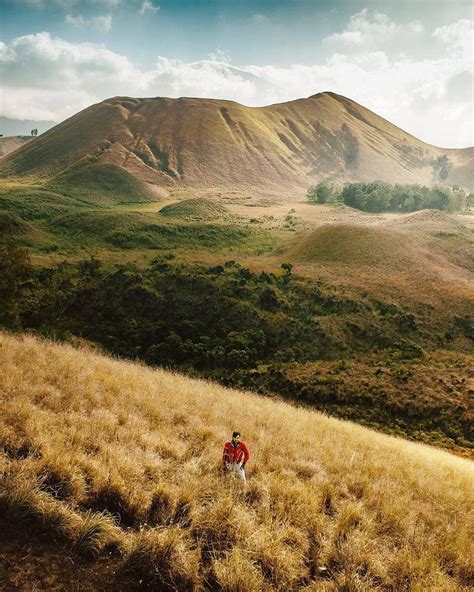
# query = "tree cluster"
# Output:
<box><xmin>307</xmin><ymin>181</ymin><xmax>470</xmax><ymax>213</ymax></box>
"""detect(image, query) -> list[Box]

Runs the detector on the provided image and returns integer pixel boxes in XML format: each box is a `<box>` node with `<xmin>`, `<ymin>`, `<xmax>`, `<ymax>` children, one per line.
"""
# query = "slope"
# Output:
<box><xmin>0</xmin><ymin>136</ymin><xmax>32</xmax><ymax>158</ymax></box>
<box><xmin>1</xmin><ymin>332</ymin><xmax>473</xmax><ymax>591</ymax></box>
<box><xmin>1</xmin><ymin>93</ymin><xmax>471</xmax><ymax>193</ymax></box>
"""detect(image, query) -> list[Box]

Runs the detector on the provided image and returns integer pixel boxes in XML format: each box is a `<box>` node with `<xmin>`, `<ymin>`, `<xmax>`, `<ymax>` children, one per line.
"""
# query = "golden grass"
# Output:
<box><xmin>1</xmin><ymin>332</ymin><xmax>473</xmax><ymax>591</ymax></box>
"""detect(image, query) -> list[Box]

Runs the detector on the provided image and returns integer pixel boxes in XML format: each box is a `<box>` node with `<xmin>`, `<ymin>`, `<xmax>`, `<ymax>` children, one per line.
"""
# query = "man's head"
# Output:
<box><xmin>232</xmin><ymin>431</ymin><xmax>241</xmax><ymax>443</ymax></box>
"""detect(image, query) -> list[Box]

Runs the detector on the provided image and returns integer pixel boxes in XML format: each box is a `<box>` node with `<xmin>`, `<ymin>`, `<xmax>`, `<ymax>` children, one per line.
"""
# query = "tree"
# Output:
<box><xmin>31</xmin><ymin>128</ymin><xmax>38</xmax><ymax>137</ymax></box>
<box><xmin>280</xmin><ymin>262</ymin><xmax>293</xmax><ymax>286</ymax></box>
<box><xmin>259</xmin><ymin>287</ymin><xmax>281</xmax><ymax>311</ymax></box>
<box><xmin>307</xmin><ymin>181</ymin><xmax>333</xmax><ymax>204</ymax></box>
<box><xmin>432</xmin><ymin>155</ymin><xmax>451</xmax><ymax>182</ymax></box>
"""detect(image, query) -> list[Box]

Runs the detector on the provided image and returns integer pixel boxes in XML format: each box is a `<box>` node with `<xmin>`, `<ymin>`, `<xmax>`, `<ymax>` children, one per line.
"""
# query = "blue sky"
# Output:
<box><xmin>1</xmin><ymin>0</ymin><xmax>473</xmax><ymax>146</ymax></box>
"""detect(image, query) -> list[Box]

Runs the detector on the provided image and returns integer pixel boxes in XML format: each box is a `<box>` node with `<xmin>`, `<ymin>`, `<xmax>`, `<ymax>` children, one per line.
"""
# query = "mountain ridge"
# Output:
<box><xmin>1</xmin><ymin>91</ymin><xmax>472</xmax><ymax>192</ymax></box>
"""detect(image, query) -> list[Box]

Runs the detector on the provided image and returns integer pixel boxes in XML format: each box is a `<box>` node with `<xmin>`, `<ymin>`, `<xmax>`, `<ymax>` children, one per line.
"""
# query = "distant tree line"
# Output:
<box><xmin>307</xmin><ymin>181</ymin><xmax>471</xmax><ymax>213</ymax></box>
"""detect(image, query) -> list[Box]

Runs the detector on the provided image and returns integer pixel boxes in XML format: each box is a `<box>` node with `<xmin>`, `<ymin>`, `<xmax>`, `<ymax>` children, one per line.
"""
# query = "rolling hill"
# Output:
<box><xmin>1</xmin><ymin>332</ymin><xmax>473</xmax><ymax>591</ymax></box>
<box><xmin>1</xmin><ymin>92</ymin><xmax>472</xmax><ymax>193</ymax></box>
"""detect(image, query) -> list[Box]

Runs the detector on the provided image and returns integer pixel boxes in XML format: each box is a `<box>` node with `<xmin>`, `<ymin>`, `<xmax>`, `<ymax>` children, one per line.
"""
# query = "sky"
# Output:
<box><xmin>0</xmin><ymin>0</ymin><xmax>473</xmax><ymax>147</ymax></box>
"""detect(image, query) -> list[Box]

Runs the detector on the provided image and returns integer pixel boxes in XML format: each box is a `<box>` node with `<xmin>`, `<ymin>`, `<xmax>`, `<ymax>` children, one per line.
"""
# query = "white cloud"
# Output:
<box><xmin>65</xmin><ymin>14</ymin><xmax>85</xmax><ymax>26</ymax></box>
<box><xmin>433</xmin><ymin>19</ymin><xmax>474</xmax><ymax>58</ymax></box>
<box><xmin>207</xmin><ymin>49</ymin><xmax>231</xmax><ymax>63</ymax></box>
<box><xmin>323</xmin><ymin>8</ymin><xmax>424</xmax><ymax>53</ymax></box>
<box><xmin>92</xmin><ymin>13</ymin><xmax>112</xmax><ymax>32</ymax></box>
<box><xmin>139</xmin><ymin>0</ymin><xmax>159</xmax><ymax>16</ymax></box>
<box><xmin>65</xmin><ymin>13</ymin><xmax>112</xmax><ymax>32</ymax></box>
<box><xmin>0</xmin><ymin>22</ymin><xmax>472</xmax><ymax>148</ymax></box>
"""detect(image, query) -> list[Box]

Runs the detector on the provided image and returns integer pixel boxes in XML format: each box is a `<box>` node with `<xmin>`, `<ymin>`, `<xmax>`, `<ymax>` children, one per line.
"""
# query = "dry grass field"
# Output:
<box><xmin>1</xmin><ymin>332</ymin><xmax>473</xmax><ymax>591</ymax></box>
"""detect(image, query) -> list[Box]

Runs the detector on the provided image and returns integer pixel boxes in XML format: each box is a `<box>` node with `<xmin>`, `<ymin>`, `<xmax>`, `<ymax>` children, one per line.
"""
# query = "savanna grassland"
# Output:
<box><xmin>1</xmin><ymin>332</ymin><xmax>473</xmax><ymax>591</ymax></box>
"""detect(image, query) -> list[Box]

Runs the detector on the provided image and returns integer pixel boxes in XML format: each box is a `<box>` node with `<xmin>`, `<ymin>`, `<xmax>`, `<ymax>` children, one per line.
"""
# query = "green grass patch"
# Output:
<box><xmin>159</xmin><ymin>198</ymin><xmax>233</xmax><ymax>221</ymax></box>
<box><xmin>49</xmin><ymin>210</ymin><xmax>276</xmax><ymax>254</ymax></box>
<box><xmin>0</xmin><ymin>185</ymin><xmax>89</xmax><ymax>220</ymax></box>
<box><xmin>49</xmin><ymin>162</ymin><xmax>156</xmax><ymax>205</ymax></box>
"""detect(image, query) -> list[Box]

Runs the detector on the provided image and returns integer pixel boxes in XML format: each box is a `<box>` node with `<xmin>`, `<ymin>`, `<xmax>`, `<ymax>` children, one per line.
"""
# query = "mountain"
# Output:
<box><xmin>1</xmin><ymin>331</ymin><xmax>473</xmax><ymax>591</ymax></box>
<box><xmin>1</xmin><ymin>92</ymin><xmax>472</xmax><ymax>192</ymax></box>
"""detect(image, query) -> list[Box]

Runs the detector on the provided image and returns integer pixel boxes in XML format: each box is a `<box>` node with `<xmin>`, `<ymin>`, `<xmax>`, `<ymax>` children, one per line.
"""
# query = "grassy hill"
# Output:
<box><xmin>1</xmin><ymin>332</ymin><xmax>473</xmax><ymax>591</ymax></box>
<box><xmin>285</xmin><ymin>224</ymin><xmax>419</xmax><ymax>269</ymax></box>
<box><xmin>49</xmin><ymin>161</ymin><xmax>157</xmax><ymax>205</ymax></box>
<box><xmin>1</xmin><ymin>93</ymin><xmax>472</xmax><ymax>193</ymax></box>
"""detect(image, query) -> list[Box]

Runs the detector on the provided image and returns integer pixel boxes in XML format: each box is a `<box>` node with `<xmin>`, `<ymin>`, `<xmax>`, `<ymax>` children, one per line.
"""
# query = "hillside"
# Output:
<box><xmin>1</xmin><ymin>332</ymin><xmax>473</xmax><ymax>591</ymax></box>
<box><xmin>0</xmin><ymin>93</ymin><xmax>472</xmax><ymax>193</ymax></box>
<box><xmin>0</xmin><ymin>136</ymin><xmax>32</xmax><ymax>158</ymax></box>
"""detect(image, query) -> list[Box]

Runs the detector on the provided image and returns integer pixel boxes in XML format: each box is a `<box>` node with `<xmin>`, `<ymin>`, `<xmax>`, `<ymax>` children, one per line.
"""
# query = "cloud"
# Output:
<box><xmin>433</xmin><ymin>19</ymin><xmax>474</xmax><ymax>58</ymax></box>
<box><xmin>207</xmin><ymin>49</ymin><xmax>231</xmax><ymax>63</ymax></box>
<box><xmin>0</xmin><ymin>21</ymin><xmax>472</xmax><ymax>147</ymax></box>
<box><xmin>139</xmin><ymin>1</ymin><xmax>159</xmax><ymax>16</ymax></box>
<box><xmin>65</xmin><ymin>13</ymin><xmax>112</xmax><ymax>31</ymax></box>
<box><xmin>64</xmin><ymin>14</ymin><xmax>85</xmax><ymax>26</ymax></box>
<box><xmin>323</xmin><ymin>8</ymin><xmax>423</xmax><ymax>53</ymax></box>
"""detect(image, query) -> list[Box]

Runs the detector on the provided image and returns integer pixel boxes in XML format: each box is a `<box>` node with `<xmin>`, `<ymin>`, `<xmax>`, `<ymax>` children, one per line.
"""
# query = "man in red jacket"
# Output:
<box><xmin>222</xmin><ymin>431</ymin><xmax>250</xmax><ymax>481</ymax></box>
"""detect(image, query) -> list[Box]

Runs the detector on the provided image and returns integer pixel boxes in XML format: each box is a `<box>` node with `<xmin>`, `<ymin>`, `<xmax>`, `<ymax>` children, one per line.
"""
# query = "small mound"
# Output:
<box><xmin>50</xmin><ymin>162</ymin><xmax>155</xmax><ymax>205</ymax></box>
<box><xmin>159</xmin><ymin>198</ymin><xmax>231</xmax><ymax>221</ymax></box>
<box><xmin>51</xmin><ymin>211</ymin><xmax>144</xmax><ymax>235</ymax></box>
<box><xmin>286</xmin><ymin>224</ymin><xmax>418</xmax><ymax>268</ymax></box>
<box><xmin>388</xmin><ymin>209</ymin><xmax>463</xmax><ymax>230</ymax></box>
<box><xmin>50</xmin><ymin>210</ymin><xmax>272</xmax><ymax>252</ymax></box>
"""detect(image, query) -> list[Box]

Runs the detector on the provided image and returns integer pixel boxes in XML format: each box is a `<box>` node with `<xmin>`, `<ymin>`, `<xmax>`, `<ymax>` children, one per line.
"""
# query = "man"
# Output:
<box><xmin>222</xmin><ymin>431</ymin><xmax>250</xmax><ymax>481</ymax></box>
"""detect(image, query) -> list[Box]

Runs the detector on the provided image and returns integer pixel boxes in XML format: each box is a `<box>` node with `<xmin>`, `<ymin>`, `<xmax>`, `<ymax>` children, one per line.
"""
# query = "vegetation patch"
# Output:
<box><xmin>285</xmin><ymin>224</ymin><xmax>418</xmax><ymax>269</ymax></box>
<box><xmin>307</xmin><ymin>181</ymin><xmax>471</xmax><ymax>213</ymax></box>
<box><xmin>0</xmin><ymin>185</ymin><xmax>88</xmax><ymax>220</ymax></box>
<box><xmin>49</xmin><ymin>210</ymin><xmax>274</xmax><ymax>253</ymax></box>
<box><xmin>49</xmin><ymin>162</ymin><xmax>156</xmax><ymax>205</ymax></box>
<box><xmin>158</xmin><ymin>198</ymin><xmax>233</xmax><ymax>221</ymax></box>
<box><xmin>0</xmin><ymin>211</ymin><xmax>32</xmax><ymax>238</ymax></box>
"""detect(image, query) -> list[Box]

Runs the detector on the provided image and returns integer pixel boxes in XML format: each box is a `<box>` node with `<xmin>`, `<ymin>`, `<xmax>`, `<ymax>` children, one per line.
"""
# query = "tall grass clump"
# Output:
<box><xmin>1</xmin><ymin>331</ymin><xmax>473</xmax><ymax>590</ymax></box>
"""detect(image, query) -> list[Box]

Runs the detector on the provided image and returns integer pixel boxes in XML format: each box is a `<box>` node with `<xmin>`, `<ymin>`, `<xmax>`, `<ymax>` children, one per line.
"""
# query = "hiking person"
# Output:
<box><xmin>222</xmin><ymin>431</ymin><xmax>249</xmax><ymax>481</ymax></box>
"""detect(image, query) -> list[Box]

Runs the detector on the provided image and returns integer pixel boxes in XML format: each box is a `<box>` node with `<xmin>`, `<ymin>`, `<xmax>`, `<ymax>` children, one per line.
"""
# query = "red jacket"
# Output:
<box><xmin>222</xmin><ymin>441</ymin><xmax>250</xmax><ymax>465</ymax></box>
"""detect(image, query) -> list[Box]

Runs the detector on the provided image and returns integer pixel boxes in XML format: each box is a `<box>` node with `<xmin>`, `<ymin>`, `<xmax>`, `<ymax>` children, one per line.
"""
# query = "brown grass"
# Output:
<box><xmin>1</xmin><ymin>332</ymin><xmax>473</xmax><ymax>590</ymax></box>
